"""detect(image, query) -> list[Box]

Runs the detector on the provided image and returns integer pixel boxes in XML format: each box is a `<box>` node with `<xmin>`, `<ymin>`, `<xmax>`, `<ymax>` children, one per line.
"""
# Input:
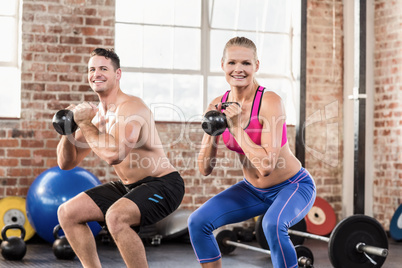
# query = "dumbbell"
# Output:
<box><xmin>52</xmin><ymin>109</ymin><xmax>78</xmax><ymax>135</ymax></box>
<box><xmin>201</xmin><ymin>102</ymin><xmax>240</xmax><ymax>136</ymax></box>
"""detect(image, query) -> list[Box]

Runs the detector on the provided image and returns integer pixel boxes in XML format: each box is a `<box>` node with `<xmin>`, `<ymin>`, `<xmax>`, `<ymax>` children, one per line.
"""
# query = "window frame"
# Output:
<box><xmin>0</xmin><ymin>0</ymin><xmax>21</xmax><ymax>119</ymax></box>
<box><xmin>115</xmin><ymin>0</ymin><xmax>300</xmax><ymax>124</ymax></box>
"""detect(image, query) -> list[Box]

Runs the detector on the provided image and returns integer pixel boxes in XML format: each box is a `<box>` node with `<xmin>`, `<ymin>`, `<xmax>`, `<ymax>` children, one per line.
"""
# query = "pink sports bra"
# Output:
<box><xmin>221</xmin><ymin>86</ymin><xmax>288</xmax><ymax>155</ymax></box>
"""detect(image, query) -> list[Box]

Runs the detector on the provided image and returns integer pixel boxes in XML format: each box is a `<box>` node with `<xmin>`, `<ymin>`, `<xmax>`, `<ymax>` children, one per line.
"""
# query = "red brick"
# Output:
<box><xmin>0</xmin><ymin>158</ymin><xmax>18</xmax><ymax>166</ymax></box>
<box><xmin>60</xmin><ymin>36</ymin><xmax>83</xmax><ymax>45</ymax></box>
<box><xmin>0</xmin><ymin>140</ymin><xmax>19</xmax><ymax>147</ymax></box>
<box><xmin>85</xmin><ymin>17</ymin><xmax>101</xmax><ymax>25</ymax></box>
<box><xmin>85</xmin><ymin>37</ymin><xmax>103</xmax><ymax>45</ymax></box>
<box><xmin>61</xmin><ymin>55</ymin><xmax>82</xmax><ymax>63</ymax></box>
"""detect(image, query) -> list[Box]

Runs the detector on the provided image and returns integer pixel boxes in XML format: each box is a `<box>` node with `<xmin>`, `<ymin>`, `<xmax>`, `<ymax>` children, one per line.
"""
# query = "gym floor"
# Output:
<box><xmin>1</xmin><ymin>233</ymin><xmax>401</xmax><ymax>268</ymax></box>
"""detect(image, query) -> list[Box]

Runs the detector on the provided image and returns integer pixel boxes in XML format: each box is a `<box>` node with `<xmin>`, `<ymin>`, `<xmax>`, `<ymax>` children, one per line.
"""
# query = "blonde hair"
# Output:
<box><xmin>221</xmin><ymin>36</ymin><xmax>258</xmax><ymax>63</ymax></box>
<box><xmin>221</xmin><ymin>37</ymin><xmax>259</xmax><ymax>85</ymax></box>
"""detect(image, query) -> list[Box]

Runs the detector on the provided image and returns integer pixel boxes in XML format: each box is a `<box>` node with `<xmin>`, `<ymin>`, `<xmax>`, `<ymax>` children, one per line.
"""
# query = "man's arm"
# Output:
<box><xmin>73</xmin><ymin>101</ymin><xmax>144</xmax><ymax>166</ymax></box>
<box><xmin>57</xmin><ymin>130</ymin><xmax>92</xmax><ymax>170</ymax></box>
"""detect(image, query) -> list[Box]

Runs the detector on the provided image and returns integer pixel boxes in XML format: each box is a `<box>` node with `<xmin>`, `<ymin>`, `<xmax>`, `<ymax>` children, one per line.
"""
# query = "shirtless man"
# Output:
<box><xmin>56</xmin><ymin>48</ymin><xmax>184</xmax><ymax>268</ymax></box>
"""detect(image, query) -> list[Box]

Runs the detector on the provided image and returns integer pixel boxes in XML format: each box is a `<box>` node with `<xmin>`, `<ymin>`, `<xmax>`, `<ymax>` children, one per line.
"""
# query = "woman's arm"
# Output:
<box><xmin>198</xmin><ymin>97</ymin><xmax>223</xmax><ymax>176</ymax></box>
<box><xmin>226</xmin><ymin>92</ymin><xmax>285</xmax><ymax>176</ymax></box>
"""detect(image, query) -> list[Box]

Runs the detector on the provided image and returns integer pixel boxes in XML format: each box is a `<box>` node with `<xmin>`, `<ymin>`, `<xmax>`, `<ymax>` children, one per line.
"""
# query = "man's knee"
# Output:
<box><xmin>105</xmin><ymin>208</ymin><xmax>133</xmax><ymax>236</ymax></box>
<box><xmin>57</xmin><ymin>202</ymin><xmax>74</xmax><ymax>227</ymax></box>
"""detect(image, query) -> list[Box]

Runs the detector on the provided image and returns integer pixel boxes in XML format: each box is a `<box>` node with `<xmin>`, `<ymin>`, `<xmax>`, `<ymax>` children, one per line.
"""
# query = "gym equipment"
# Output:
<box><xmin>390</xmin><ymin>204</ymin><xmax>402</xmax><ymax>241</ymax></box>
<box><xmin>256</xmin><ymin>214</ymin><xmax>389</xmax><ymax>268</ymax></box>
<box><xmin>155</xmin><ymin>209</ymin><xmax>191</xmax><ymax>240</ymax></box>
<box><xmin>305</xmin><ymin>196</ymin><xmax>336</xmax><ymax>236</ymax></box>
<box><xmin>52</xmin><ymin>224</ymin><xmax>75</xmax><ymax>260</ymax></box>
<box><xmin>1</xmin><ymin>224</ymin><xmax>26</xmax><ymax>261</ymax></box>
<box><xmin>0</xmin><ymin>196</ymin><xmax>35</xmax><ymax>241</ymax></box>
<box><xmin>201</xmin><ymin>102</ymin><xmax>240</xmax><ymax>136</ymax></box>
<box><xmin>255</xmin><ymin>216</ymin><xmax>306</xmax><ymax>249</ymax></box>
<box><xmin>216</xmin><ymin>229</ymin><xmax>314</xmax><ymax>268</ymax></box>
<box><xmin>52</xmin><ymin>109</ymin><xmax>78</xmax><ymax>135</ymax></box>
<box><xmin>232</xmin><ymin>227</ymin><xmax>254</xmax><ymax>242</ymax></box>
<box><xmin>26</xmin><ymin>166</ymin><xmax>102</xmax><ymax>243</ymax></box>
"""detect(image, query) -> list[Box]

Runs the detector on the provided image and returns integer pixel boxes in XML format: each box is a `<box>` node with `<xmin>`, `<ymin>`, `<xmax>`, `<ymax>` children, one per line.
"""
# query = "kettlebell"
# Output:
<box><xmin>52</xmin><ymin>109</ymin><xmax>78</xmax><ymax>135</ymax></box>
<box><xmin>52</xmin><ymin>224</ymin><xmax>76</xmax><ymax>260</ymax></box>
<box><xmin>201</xmin><ymin>102</ymin><xmax>240</xmax><ymax>136</ymax></box>
<box><xmin>1</xmin><ymin>224</ymin><xmax>27</xmax><ymax>261</ymax></box>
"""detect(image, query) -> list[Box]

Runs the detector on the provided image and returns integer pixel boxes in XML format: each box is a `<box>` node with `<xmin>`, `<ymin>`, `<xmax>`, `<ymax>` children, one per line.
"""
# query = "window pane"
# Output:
<box><xmin>237</xmin><ymin>0</ymin><xmax>269</xmax><ymax>31</ymax></box>
<box><xmin>171</xmin><ymin>75</ymin><xmax>203</xmax><ymax>121</ymax></box>
<box><xmin>209</xmin><ymin>0</ymin><xmax>237</xmax><ymax>29</ymax></box>
<box><xmin>258</xmin><ymin>34</ymin><xmax>290</xmax><ymax>75</ymax></box>
<box><xmin>174</xmin><ymin>0</ymin><xmax>201</xmax><ymax>27</ymax></box>
<box><xmin>173</xmin><ymin>28</ymin><xmax>200</xmax><ymax>70</ymax></box>
<box><xmin>115</xmin><ymin>0</ymin><xmax>145</xmax><ymax>23</ymax></box>
<box><xmin>0</xmin><ymin>0</ymin><xmax>17</xmax><ymax>16</ymax></box>
<box><xmin>209</xmin><ymin>30</ymin><xmax>236</xmax><ymax>72</ymax></box>
<box><xmin>116</xmin><ymin>0</ymin><xmax>201</xmax><ymax>27</ymax></box>
<box><xmin>210</xmin><ymin>0</ymin><xmax>290</xmax><ymax>33</ymax></box>
<box><xmin>0</xmin><ymin>18</ymin><xmax>16</xmax><ymax>62</ymax></box>
<box><xmin>115</xmin><ymin>23</ymin><xmax>143</xmax><ymax>68</ymax></box>
<box><xmin>142</xmin><ymin>0</ymin><xmax>174</xmax><ymax>25</ymax></box>
<box><xmin>258</xmin><ymin>78</ymin><xmax>297</xmax><ymax>125</ymax></box>
<box><xmin>0</xmin><ymin>67</ymin><xmax>20</xmax><ymax>117</ymax></box>
<box><xmin>142</xmin><ymin>73</ymin><xmax>173</xmax><ymax>121</ymax></box>
<box><xmin>207</xmin><ymin>76</ymin><xmax>228</xmax><ymax>104</ymax></box>
<box><xmin>117</xmin><ymin>25</ymin><xmax>200</xmax><ymax>70</ymax></box>
<box><xmin>143</xmin><ymin>26</ymin><xmax>173</xmax><ymax>69</ymax></box>
<box><xmin>263</xmin><ymin>0</ymin><xmax>290</xmax><ymax>33</ymax></box>
<box><xmin>210</xmin><ymin>30</ymin><xmax>290</xmax><ymax>75</ymax></box>
<box><xmin>120</xmin><ymin>71</ymin><xmax>143</xmax><ymax>98</ymax></box>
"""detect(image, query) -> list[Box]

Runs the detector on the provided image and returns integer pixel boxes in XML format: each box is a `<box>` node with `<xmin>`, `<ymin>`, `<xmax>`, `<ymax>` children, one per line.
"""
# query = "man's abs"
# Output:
<box><xmin>113</xmin><ymin>150</ymin><xmax>176</xmax><ymax>184</ymax></box>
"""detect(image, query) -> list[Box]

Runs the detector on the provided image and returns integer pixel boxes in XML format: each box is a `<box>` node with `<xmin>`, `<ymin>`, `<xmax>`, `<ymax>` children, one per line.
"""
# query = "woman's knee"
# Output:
<box><xmin>261</xmin><ymin>216</ymin><xmax>287</xmax><ymax>243</ymax></box>
<box><xmin>188</xmin><ymin>209</ymin><xmax>213</xmax><ymax>235</ymax></box>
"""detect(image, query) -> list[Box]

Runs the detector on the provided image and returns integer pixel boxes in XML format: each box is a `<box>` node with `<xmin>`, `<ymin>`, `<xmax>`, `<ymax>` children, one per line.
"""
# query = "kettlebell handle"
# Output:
<box><xmin>53</xmin><ymin>224</ymin><xmax>64</xmax><ymax>240</ymax></box>
<box><xmin>215</xmin><ymin>102</ymin><xmax>241</xmax><ymax>110</ymax></box>
<box><xmin>1</xmin><ymin>224</ymin><xmax>26</xmax><ymax>241</ymax></box>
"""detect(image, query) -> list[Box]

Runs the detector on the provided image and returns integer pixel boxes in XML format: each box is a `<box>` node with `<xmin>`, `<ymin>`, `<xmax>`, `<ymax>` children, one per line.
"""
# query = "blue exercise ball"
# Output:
<box><xmin>26</xmin><ymin>166</ymin><xmax>103</xmax><ymax>243</ymax></box>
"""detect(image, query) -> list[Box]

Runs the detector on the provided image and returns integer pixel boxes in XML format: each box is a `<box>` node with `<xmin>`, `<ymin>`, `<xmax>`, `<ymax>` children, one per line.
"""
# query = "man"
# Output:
<box><xmin>56</xmin><ymin>48</ymin><xmax>184</xmax><ymax>268</ymax></box>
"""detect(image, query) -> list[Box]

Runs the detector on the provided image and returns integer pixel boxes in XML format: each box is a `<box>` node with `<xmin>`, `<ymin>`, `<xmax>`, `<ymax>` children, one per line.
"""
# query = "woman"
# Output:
<box><xmin>188</xmin><ymin>37</ymin><xmax>316</xmax><ymax>268</ymax></box>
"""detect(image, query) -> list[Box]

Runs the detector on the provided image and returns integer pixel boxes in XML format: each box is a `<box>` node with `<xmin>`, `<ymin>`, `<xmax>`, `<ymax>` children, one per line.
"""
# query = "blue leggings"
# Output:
<box><xmin>188</xmin><ymin>167</ymin><xmax>316</xmax><ymax>268</ymax></box>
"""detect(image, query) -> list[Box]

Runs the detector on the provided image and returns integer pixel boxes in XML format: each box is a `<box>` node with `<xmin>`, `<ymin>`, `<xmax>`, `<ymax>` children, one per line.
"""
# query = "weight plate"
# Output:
<box><xmin>305</xmin><ymin>196</ymin><xmax>336</xmax><ymax>236</ymax></box>
<box><xmin>216</xmin><ymin>229</ymin><xmax>237</xmax><ymax>255</ymax></box>
<box><xmin>328</xmin><ymin>215</ymin><xmax>388</xmax><ymax>268</ymax></box>
<box><xmin>0</xmin><ymin>197</ymin><xmax>35</xmax><ymax>241</ymax></box>
<box><xmin>255</xmin><ymin>214</ymin><xmax>306</xmax><ymax>250</ymax></box>
<box><xmin>390</xmin><ymin>204</ymin><xmax>402</xmax><ymax>241</ymax></box>
<box><xmin>295</xmin><ymin>245</ymin><xmax>314</xmax><ymax>265</ymax></box>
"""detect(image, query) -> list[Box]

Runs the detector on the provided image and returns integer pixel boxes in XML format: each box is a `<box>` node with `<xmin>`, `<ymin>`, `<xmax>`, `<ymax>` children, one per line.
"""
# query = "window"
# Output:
<box><xmin>115</xmin><ymin>0</ymin><xmax>300</xmax><ymax>124</ymax></box>
<box><xmin>0</xmin><ymin>0</ymin><xmax>21</xmax><ymax>118</ymax></box>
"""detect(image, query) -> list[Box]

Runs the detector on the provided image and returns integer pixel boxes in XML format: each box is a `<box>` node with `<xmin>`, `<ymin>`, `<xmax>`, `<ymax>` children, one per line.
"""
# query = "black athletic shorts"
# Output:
<box><xmin>85</xmin><ymin>172</ymin><xmax>185</xmax><ymax>229</ymax></box>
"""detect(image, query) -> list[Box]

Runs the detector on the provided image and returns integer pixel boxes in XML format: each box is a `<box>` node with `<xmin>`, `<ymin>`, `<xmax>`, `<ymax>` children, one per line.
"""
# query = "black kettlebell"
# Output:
<box><xmin>201</xmin><ymin>102</ymin><xmax>240</xmax><ymax>136</ymax></box>
<box><xmin>52</xmin><ymin>109</ymin><xmax>78</xmax><ymax>135</ymax></box>
<box><xmin>1</xmin><ymin>224</ymin><xmax>27</xmax><ymax>261</ymax></box>
<box><xmin>52</xmin><ymin>224</ymin><xmax>76</xmax><ymax>260</ymax></box>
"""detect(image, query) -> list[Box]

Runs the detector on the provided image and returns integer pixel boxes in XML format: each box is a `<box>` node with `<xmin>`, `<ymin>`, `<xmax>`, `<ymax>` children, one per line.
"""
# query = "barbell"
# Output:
<box><xmin>216</xmin><ymin>229</ymin><xmax>314</xmax><ymax>268</ymax></box>
<box><xmin>256</xmin><ymin>214</ymin><xmax>389</xmax><ymax>268</ymax></box>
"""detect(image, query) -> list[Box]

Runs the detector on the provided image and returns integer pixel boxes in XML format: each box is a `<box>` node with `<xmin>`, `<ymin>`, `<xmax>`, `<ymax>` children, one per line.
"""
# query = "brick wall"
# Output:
<box><xmin>0</xmin><ymin>0</ymin><xmax>116</xmax><ymax>196</ymax></box>
<box><xmin>0</xmin><ymin>0</ymin><xmax>400</xmax><ymax>231</ymax></box>
<box><xmin>305</xmin><ymin>0</ymin><xmax>344</xmax><ymax>220</ymax></box>
<box><xmin>372</xmin><ymin>0</ymin><xmax>402</xmax><ymax>229</ymax></box>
